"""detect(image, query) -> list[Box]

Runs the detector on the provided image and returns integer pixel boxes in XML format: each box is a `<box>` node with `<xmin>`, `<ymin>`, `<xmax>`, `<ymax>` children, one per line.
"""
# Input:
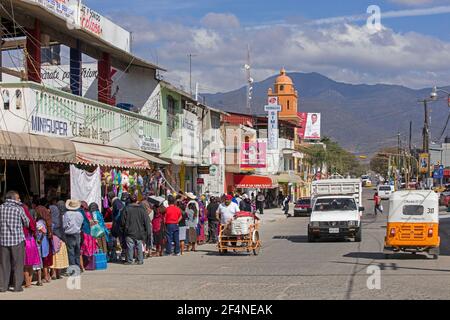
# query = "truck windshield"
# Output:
<box><xmin>314</xmin><ymin>198</ymin><xmax>357</xmax><ymax>211</ymax></box>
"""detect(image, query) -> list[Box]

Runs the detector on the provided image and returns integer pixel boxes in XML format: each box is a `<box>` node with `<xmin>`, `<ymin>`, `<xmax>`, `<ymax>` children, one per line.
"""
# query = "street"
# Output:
<box><xmin>2</xmin><ymin>188</ymin><xmax>450</xmax><ymax>300</ymax></box>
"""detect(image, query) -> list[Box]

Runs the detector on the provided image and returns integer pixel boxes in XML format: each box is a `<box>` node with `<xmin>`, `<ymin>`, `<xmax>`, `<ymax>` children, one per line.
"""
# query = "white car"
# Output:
<box><xmin>378</xmin><ymin>185</ymin><xmax>394</xmax><ymax>200</ymax></box>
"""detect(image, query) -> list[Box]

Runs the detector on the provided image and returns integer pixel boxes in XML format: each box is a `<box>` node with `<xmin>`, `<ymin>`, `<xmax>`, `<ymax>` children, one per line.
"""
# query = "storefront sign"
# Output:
<box><xmin>140</xmin><ymin>136</ymin><xmax>161</xmax><ymax>153</ymax></box>
<box><xmin>265</xmin><ymin>98</ymin><xmax>281</xmax><ymax>151</ymax></box>
<box><xmin>30</xmin><ymin>0</ymin><xmax>80</xmax><ymax>24</ymax></box>
<box><xmin>31</xmin><ymin>115</ymin><xmax>68</xmax><ymax>136</ymax></box>
<box><xmin>71</xmin><ymin>122</ymin><xmax>110</xmax><ymax>143</ymax></box>
<box><xmin>197</xmin><ymin>178</ymin><xmax>205</xmax><ymax>185</ymax></box>
<box><xmin>209</xmin><ymin>165</ymin><xmax>218</xmax><ymax>177</ymax></box>
<box><xmin>79</xmin><ymin>4</ymin><xmax>131</xmax><ymax>53</ymax></box>
<box><xmin>197</xmin><ymin>166</ymin><xmax>210</xmax><ymax>175</ymax></box>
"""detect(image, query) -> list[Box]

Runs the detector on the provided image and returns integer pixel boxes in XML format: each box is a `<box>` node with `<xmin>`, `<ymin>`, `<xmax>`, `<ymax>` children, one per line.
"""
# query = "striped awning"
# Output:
<box><xmin>73</xmin><ymin>142</ymin><xmax>150</xmax><ymax>169</ymax></box>
<box><xmin>0</xmin><ymin>131</ymin><xmax>76</xmax><ymax>163</ymax></box>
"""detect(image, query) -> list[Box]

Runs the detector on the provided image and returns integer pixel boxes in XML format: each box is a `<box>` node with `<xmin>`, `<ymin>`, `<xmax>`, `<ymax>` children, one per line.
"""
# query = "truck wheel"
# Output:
<box><xmin>308</xmin><ymin>230</ymin><xmax>315</xmax><ymax>242</ymax></box>
<box><xmin>355</xmin><ymin>228</ymin><xmax>362</xmax><ymax>242</ymax></box>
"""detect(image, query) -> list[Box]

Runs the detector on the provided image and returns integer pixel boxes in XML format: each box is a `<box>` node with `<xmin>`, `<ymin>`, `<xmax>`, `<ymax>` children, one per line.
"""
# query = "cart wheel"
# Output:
<box><xmin>252</xmin><ymin>230</ymin><xmax>261</xmax><ymax>256</ymax></box>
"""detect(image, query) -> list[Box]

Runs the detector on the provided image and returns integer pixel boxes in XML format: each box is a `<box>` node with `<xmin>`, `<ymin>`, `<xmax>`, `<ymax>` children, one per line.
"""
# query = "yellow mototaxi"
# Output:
<box><xmin>384</xmin><ymin>190</ymin><xmax>440</xmax><ymax>259</ymax></box>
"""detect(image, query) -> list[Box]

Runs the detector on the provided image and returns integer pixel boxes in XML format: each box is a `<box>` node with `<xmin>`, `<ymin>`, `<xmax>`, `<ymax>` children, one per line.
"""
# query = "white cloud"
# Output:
<box><xmin>113</xmin><ymin>12</ymin><xmax>450</xmax><ymax>93</ymax></box>
<box><xmin>201</xmin><ymin>13</ymin><xmax>240</xmax><ymax>29</ymax></box>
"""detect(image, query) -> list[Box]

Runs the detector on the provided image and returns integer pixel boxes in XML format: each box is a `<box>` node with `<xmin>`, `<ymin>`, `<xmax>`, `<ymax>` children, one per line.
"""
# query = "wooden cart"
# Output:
<box><xmin>218</xmin><ymin>213</ymin><xmax>261</xmax><ymax>256</ymax></box>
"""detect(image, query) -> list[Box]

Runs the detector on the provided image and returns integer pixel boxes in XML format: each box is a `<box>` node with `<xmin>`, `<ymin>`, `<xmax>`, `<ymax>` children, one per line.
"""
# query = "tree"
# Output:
<box><xmin>370</xmin><ymin>147</ymin><xmax>399</xmax><ymax>175</ymax></box>
<box><xmin>301</xmin><ymin>137</ymin><xmax>365</xmax><ymax>177</ymax></box>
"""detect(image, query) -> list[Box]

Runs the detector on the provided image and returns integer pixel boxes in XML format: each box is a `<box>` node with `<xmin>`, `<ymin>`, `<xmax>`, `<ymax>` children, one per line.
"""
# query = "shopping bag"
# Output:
<box><xmin>379</xmin><ymin>204</ymin><xmax>384</xmax><ymax>212</ymax></box>
<box><xmin>90</xmin><ymin>224</ymin><xmax>105</xmax><ymax>238</ymax></box>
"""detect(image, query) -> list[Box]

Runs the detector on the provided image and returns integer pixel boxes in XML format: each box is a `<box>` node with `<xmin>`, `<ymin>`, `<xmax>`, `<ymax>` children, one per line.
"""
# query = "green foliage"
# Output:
<box><xmin>370</xmin><ymin>147</ymin><xmax>399</xmax><ymax>175</ymax></box>
<box><xmin>301</xmin><ymin>137</ymin><xmax>365</xmax><ymax>177</ymax></box>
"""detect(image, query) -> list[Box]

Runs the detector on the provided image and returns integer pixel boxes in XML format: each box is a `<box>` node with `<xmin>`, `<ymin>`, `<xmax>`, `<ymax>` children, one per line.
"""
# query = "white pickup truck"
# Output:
<box><xmin>307</xmin><ymin>178</ymin><xmax>364</xmax><ymax>242</ymax></box>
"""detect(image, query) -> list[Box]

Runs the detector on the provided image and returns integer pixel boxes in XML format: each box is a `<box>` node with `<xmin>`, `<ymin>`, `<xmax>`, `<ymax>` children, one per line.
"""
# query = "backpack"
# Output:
<box><xmin>111</xmin><ymin>204</ymin><xmax>124</xmax><ymax>238</ymax></box>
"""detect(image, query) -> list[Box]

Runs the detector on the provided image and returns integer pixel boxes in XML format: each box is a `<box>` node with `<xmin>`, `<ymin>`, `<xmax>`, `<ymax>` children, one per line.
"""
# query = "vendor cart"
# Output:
<box><xmin>218</xmin><ymin>212</ymin><xmax>261</xmax><ymax>255</ymax></box>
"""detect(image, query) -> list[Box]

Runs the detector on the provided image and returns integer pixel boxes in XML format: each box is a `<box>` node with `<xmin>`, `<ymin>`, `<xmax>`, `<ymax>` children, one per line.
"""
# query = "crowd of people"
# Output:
<box><xmin>0</xmin><ymin>188</ymin><xmax>266</xmax><ymax>292</ymax></box>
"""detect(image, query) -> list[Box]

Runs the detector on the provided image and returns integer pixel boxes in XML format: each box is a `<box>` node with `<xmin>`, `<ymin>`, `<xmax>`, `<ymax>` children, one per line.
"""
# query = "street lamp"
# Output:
<box><xmin>431</xmin><ymin>86</ymin><xmax>450</xmax><ymax>107</ymax></box>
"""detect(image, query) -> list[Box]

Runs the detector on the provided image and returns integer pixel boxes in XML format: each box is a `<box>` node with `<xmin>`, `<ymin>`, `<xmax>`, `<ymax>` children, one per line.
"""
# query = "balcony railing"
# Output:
<box><xmin>0</xmin><ymin>81</ymin><xmax>162</xmax><ymax>153</ymax></box>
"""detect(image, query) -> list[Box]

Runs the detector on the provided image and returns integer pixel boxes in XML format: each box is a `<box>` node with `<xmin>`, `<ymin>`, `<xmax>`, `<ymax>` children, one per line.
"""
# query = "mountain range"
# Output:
<box><xmin>203</xmin><ymin>72</ymin><xmax>450</xmax><ymax>157</ymax></box>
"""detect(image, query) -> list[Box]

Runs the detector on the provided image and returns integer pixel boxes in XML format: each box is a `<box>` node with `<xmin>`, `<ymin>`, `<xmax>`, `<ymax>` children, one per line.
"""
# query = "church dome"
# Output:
<box><xmin>275</xmin><ymin>68</ymin><xmax>293</xmax><ymax>85</ymax></box>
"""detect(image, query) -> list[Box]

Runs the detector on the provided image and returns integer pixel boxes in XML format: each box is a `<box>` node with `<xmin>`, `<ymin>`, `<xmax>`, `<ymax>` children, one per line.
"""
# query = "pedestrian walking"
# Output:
<box><xmin>256</xmin><ymin>192</ymin><xmax>265</xmax><ymax>215</ymax></box>
<box><xmin>374</xmin><ymin>192</ymin><xmax>383</xmax><ymax>215</ymax></box>
<box><xmin>207</xmin><ymin>197</ymin><xmax>219</xmax><ymax>244</ymax></box>
<box><xmin>22</xmin><ymin>203</ymin><xmax>40</xmax><ymax>288</ymax></box>
<box><xmin>63</xmin><ymin>199</ymin><xmax>84</xmax><ymax>271</ymax></box>
<box><xmin>0</xmin><ymin>191</ymin><xmax>29</xmax><ymax>292</ymax></box>
<box><xmin>164</xmin><ymin>195</ymin><xmax>182</xmax><ymax>256</ymax></box>
<box><xmin>120</xmin><ymin>194</ymin><xmax>150</xmax><ymax>265</ymax></box>
<box><xmin>140</xmin><ymin>199</ymin><xmax>154</xmax><ymax>258</ymax></box>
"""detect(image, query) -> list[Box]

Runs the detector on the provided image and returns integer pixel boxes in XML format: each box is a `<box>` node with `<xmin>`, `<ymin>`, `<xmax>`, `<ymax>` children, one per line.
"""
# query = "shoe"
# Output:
<box><xmin>174</xmin><ymin>253</ymin><xmax>181</xmax><ymax>256</ymax></box>
<box><xmin>136</xmin><ymin>261</ymin><xmax>144</xmax><ymax>265</ymax></box>
<box><xmin>123</xmin><ymin>261</ymin><xmax>134</xmax><ymax>265</ymax></box>
<box><xmin>11</xmin><ymin>288</ymin><xmax>24</xmax><ymax>292</ymax></box>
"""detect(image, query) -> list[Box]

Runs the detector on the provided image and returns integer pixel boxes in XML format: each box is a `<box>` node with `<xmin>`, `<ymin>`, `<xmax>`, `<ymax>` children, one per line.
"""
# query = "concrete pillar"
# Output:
<box><xmin>98</xmin><ymin>52</ymin><xmax>112</xmax><ymax>105</ymax></box>
<box><xmin>70</xmin><ymin>40</ymin><xmax>82</xmax><ymax>96</ymax></box>
<box><xmin>26</xmin><ymin>19</ymin><xmax>41</xmax><ymax>83</ymax></box>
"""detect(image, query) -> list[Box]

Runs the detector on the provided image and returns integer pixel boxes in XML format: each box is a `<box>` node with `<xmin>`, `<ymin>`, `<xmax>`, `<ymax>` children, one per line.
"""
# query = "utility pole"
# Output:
<box><xmin>409</xmin><ymin>121</ymin><xmax>412</xmax><ymax>154</ymax></box>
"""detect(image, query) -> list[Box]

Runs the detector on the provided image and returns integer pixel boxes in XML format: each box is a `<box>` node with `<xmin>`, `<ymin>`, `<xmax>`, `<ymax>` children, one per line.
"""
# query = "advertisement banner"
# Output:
<box><xmin>240</xmin><ymin>141</ymin><xmax>267</xmax><ymax>170</ymax></box>
<box><xmin>29</xmin><ymin>0</ymin><xmax>80</xmax><ymax>24</ymax></box>
<box><xmin>419</xmin><ymin>153</ymin><xmax>429</xmax><ymax>174</ymax></box>
<box><xmin>79</xmin><ymin>4</ymin><xmax>131</xmax><ymax>53</ymax></box>
<box><xmin>298</xmin><ymin>113</ymin><xmax>321</xmax><ymax>140</ymax></box>
<box><xmin>433</xmin><ymin>165</ymin><xmax>444</xmax><ymax>179</ymax></box>
<box><xmin>265</xmin><ymin>99</ymin><xmax>281</xmax><ymax>151</ymax></box>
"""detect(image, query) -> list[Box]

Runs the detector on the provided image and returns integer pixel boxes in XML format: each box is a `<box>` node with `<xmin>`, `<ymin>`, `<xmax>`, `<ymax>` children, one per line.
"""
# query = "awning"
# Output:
<box><xmin>0</xmin><ymin>131</ymin><xmax>76</xmax><ymax>163</ymax></box>
<box><xmin>73</xmin><ymin>142</ymin><xmax>149</xmax><ymax>169</ymax></box>
<box><xmin>276</xmin><ymin>173</ymin><xmax>304</xmax><ymax>184</ymax></box>
<box><xmin>121</xmin><ymin>148</ymin><xmax>170</xmax><ymax>165</ymax></box>
<box><xmin>234</xmin><ymin>174</ymin><xmax>277</xmax><ymax>189</ymax></box>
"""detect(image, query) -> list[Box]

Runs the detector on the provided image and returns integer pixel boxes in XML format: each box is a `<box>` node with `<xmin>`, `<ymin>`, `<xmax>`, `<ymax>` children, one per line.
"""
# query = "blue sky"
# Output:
<box><xmin>84</xmin><ymin>0</ymin><xmax>450</xmax><ymax>92</ymax></box>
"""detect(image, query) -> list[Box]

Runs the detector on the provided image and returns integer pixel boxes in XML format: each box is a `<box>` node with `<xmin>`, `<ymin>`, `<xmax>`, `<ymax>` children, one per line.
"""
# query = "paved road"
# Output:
<box><xmin>2</xmin><ymin>188</ymin><xmax>450</xmax><ymax>300</ymax></box>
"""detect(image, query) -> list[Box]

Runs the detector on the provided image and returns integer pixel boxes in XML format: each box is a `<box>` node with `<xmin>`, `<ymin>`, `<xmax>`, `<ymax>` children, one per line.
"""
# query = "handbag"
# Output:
<box><xmin>89</xmin><ymin>213</ymin><xmax>105</xmax><ymax>239</ymax></box>
<box><xmin>91</xmin><ymin>223</ymin><xmax>105</xmax><ymax>238</ymax></box>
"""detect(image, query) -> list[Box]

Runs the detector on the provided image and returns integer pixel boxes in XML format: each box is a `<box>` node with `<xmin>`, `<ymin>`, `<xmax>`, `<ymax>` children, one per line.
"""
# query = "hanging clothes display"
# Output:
<box><xmin>70</xmin><ymin>165</ymin><xmax>102</xmax><ymax>209</ymax></box>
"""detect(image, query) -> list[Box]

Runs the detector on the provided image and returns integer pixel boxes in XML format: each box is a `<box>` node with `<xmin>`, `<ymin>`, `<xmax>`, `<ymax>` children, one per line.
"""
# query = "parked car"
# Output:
<box><xmin>378</xmin><ymin>185</ymin><xmax>395</xmax><ymax>200</ymax></box>
<box><xmin>294</xmin><ymin>198</ymin><xmax>312</xmax><ymax>217</ymax></box>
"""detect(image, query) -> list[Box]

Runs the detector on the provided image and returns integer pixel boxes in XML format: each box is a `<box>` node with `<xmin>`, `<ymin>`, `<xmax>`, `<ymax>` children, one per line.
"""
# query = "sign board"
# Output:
<box><xmin>419</xmin><ymin>153</ymin><xmax>429</xmax><ymax>174</ymax></box>
<box><xmin>197</xmin><ymin>166</ymin><xmax>210</xmax><ymax>175</ymax></box>
<box><xmin>209</xmin><ymin>165</ymin><xmax>218</xmax><ymax>177</ymax></box>
<box><xmin>29</xmin><ymin>0</ymin><xmax>80</xmax><ymax>25</ymax></box>
<box><xmin>197</xmin><ymin>178</ymin><xmax>205</xmax><ymax>185</ymax></box>
<box><xmin>240</xmin><ymin>141</ymin><xmax>267</xmax><ymax>170</ymax></box>
<box><xmin>79</xmin><ymin>4</ymin><xmax>131</xmax><ymax>53</ymax></box>
<box><xmin>265</xmin><ymin>98</ymin><xmax>281</xmax><ymax>151</ymax></box>
<box><xmin>298</xmin><ymin>113</ymin><xmax>321</xmax><ymax>140</ymax></box>
<box><xmin>433</xmin><ymin>165</ymin><xmax>444</xmax><ymax>179</ymax></box>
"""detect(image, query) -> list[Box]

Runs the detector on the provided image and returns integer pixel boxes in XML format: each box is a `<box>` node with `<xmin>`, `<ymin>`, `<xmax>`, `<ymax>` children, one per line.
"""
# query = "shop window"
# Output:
<box><xmin>167</xmin><ymin>95</ymin><xmax>177</xmax><ymax>138</ymax></box>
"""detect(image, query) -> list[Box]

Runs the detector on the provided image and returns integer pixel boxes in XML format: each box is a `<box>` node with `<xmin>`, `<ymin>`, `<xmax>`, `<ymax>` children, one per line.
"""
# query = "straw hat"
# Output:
<box><xmin>66</xmin><ymin>199</ymin><xmax>81</xmax><ymax>211</ymax></box>
<box><xmin>185</xmin><ymin>192</ymin><xmax>197</xmax><ymax>200</ymax></box>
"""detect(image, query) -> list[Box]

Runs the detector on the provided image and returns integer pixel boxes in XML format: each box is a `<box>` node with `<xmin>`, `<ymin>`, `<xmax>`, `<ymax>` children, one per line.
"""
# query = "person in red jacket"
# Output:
<box><xmin>374</xmin><ymin>192</ymin><xmax>383</xmax><ymax>215</ymax></box>
<box><xmin>164</xmin><ymin>195</ymin><xmax>182</xmax><ymax>256</ymax></box>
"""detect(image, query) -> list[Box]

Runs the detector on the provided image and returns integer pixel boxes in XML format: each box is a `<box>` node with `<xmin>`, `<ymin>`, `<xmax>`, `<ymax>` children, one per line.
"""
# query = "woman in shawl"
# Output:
<box><xmin>151</xmin><ymin>204</ymin><xmax>166</xmax><ymax>257</ymax></box>
<box><xmin>35</xmin><ymin>205</ymin><xmax>53</xmax><ymax>283</ymax></box>
<box><xmin>79</xmin><ymin>201</ymin><xmax>98</xmax><ymax>271</ymax></box>
<box><xmin>22</xmin><ymin>203</ymin><xmax>41</xmax><ymax>288</ymax></box>
<box><xmin>197</xmin><ymin>200</ymin><xmax>207</xmax><ymax>245</ymax></box>
<box><xmin>140</xmin><ymin>199</ymin><xmax>154</xmax><ymax>258</ymax></box>
<box><xmin>186</xmin><ymin>202</ymin><xmax>198</xmax><ymax>252</ymax></box>
<box><xmin>88</xmin><ymin>202</ymin><xmax>110</xmax><ymax>254</ymax></box>
<box><xmin>50</xmin><ymin>200</ymin><xmax>69</xmax><ymax>279</ymax></box>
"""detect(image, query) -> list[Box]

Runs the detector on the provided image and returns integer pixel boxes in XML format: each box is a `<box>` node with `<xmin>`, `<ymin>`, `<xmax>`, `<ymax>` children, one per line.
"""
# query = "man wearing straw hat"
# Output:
<box><xmin>63</xmin><ymin>199</ymin><xmax>84</xmax><ymax>269</ymax></box>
